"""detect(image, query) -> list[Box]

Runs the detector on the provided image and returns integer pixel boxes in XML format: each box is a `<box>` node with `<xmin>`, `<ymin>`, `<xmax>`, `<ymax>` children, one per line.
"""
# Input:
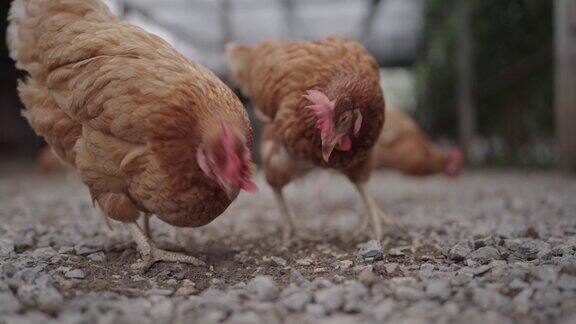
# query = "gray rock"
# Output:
<box><xmin>384</xmin><ymin>262</ymin><xmax>399</xmax><ymax>274</ymax></box>
<box><xmin>468</xmin><ymin>246</ymin><xmax>500</xmax><ymax>263</ymax></box>
<box><xmin>0</xmin><ymin>239</ymin><xmax>16</xmax><ymax>258</ymax></box>
<box><xmin>556</xmin><ymin>274</ymin><xmax>576</xmax><ymax>290</ymax></box>
<box><xmin>343</xmin><ymin>283</ymin><xmax>369</xmax><ymax>313</ymax></box>
<box><xmin>370</xmin><ymin>299</ymin><xmax>396</xmax><ymax>321</ymax></box>
<box><xmin>533</xmin><ymin>266</ymin><xmax>558</xmax><ymax>283</ymax></box>
<box><xmin>149</xmin><ymin>298</ymin><xmax>174</xmax><ymax>321</ymax></box>
<box><xmin>37</xmin><ymin>287</ymin><xmax>64</xmax><ymax>313</ymax></box>
<box><xmin>87</xmin><ymin>252</ymin><xmax>106</xmax><ymax>262</ymax></box>
<box><xmin>449</xmin><ymin>241</ymin><xmax>472</xmax><ymax>261</ymax></box>
<box><xmin>65</xmin><ymin>269</ymin><xmax>85</xmax><ymax>279</ymax></box>
<box><xmin>270</xmin><ymin>256</ymin><xmax>287</xmax><ymax>267</ymax></box>
<box><xmin>247</xmin><ymin>276</ymin><xmax>279</xmax><ymax>302</ymax></box>
<box><xmin>472</xmin><ymin>287</ymin><xmax>507</xmax><ymax>309</ymax></box>
<box><xmin>505</xmin><ymin>239</ymin><xmax>550</xmax><ymax>260</ymax></box>
<box><xmin>395</xmin><ymin>286</ymin><xmax>425</xmax><ymax>301</ymax></box>
<box><xmin>509</xmin><ymin>279</ymin><xmax>529</xmax><ymax>290</ymax></box>
<box><xmin>74</xmin><ymin>244</ymin><xmax>100</xmax><ymax>256</ymax></box>
<box><xmin>281</xmin><ymin>288</ymin><xmax>312</xmax><ymax>312</ymax></box>
<box><xmin>314</xmin><ymin>286</ymin><xmax>345</xmax><ymax>313</ymax></box>
<box><xmin>0</xmin><ymin>292</ymin><xmax>21</xmax><ymax>314</ymax></box>
<box><xmin>310</xmin><ymin>277</ymin><xmax>334</xmax><ymax>290</ymax></box>
<box><xmin>305</xmin><ymin>303</ymin><xmax>326</xmax><ymax>317</ymax></box>
<box><xmin>358</xmin><ymin>240</ymin><xmax>383</xmax><ymax>260</ymax></box>
<box><xmin>290</xmin><ymin>268</ymin><xmax>309</xmax><ymax>287</ymax></box>
<box><xmin>227</xmin><ymin>311</ymin><xmax>263</xmax><ymax>324</ymax></box>
<box><xmin>358</xmin><ymin>267</ymin><xmax>378</xmax><ymax>286</ymax></box>
<box><xmin>426</xmin><ymin>280</ymin><xmax>451</xmax><ymax>300</ymax></box>
<box><xmin>147</xmin><ymin>288</ymin><xmax>174</xmax><ymax>296</ymax></box>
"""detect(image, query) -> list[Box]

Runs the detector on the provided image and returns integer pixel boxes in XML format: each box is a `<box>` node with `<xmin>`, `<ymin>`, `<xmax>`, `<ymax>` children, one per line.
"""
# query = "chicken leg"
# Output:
<box><xmin>354</xmin><ymin>183</ymin><xmax>395</xmax><ymax>240</ymax></box>
<box><xmin>126</xmin><ymin>222</ymin><xmax>205</xmax><ymax>271</ymax></box>
<box><xmin>273</xmin><ymin>189</ymin><xmax>296</xmax><ymax>244</ymax></box>
<box><xmin>142</xmin><ymin>213</ymin><xmax>151</xmax><ymax>238</ymax></box>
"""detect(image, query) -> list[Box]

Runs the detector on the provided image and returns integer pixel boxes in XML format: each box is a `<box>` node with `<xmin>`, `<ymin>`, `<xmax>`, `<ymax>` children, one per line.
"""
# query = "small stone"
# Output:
<box><xmin>472</xmin><ymin>287</ymin><xmax>506</xmax><ymax>309</ymax></box>
<box><xmin>426</xmin><ymin>280</ymin><xmax>451</xmax><ymax>300</ymax></box>
<box><xmin>247</xmin><ymin>276</ymin><xmax>279</xmax><ymax>301</ymax></box>
<box><xmin>296</xmin><ymin>257</ymin><xmax>313</xmax><ymax>266</ymax></box>
<box><xmin>448</xmin><ymin>241</ymin><xmax>472</xmax><ymax>261</ymax></box>
<box><xmin>226</xmin><ymin>311</ymin><xmax>261</xmax><ymax>323</ymax></box>
<box><xmin>281</xmin><ymin>289</ymin><xmax>312</xmax><ymax>312</ymax></box>
<box><xmin>556</xmin><ymin>274</ymin><xmax>576</xmax><ymax>290</ymax></box>
<box><xmin>467</xmin><ymin>246</ymin><xmax>500</xmax><ymax>264</ymax></box>
<box><xmin>149</xmin><ymin>299</ymin><xmax>174</xmax><ymax>321</ymax></box>
<box><xmin>313</xmin><ymin>267</ymin><xmax>327</xmax><ymax>273</ymax></box>
<box><xmin>271</xmin><ymin>256</ymin><xmax>287</xmax><ymax>267</ymax></box>
<box><xmin>0</xmin><ymin>292</ymin><xmax>21</xmax><ymax>314</ymax></box>
<box><xmin>147</xmin><ymin>288</ymin><xmax>174</xmax><ymax>296</ymax></box>
<box><xmin>64</xmin><ymin>269</ymin><xmax>85</xmax><ymax>279</ymax></box>
<box><xmin>311</xmin><ymin>277</ymin><xmax>334</xmax><ymax>290</ymax></box>
<box><xmin>305</xmin><ymin>303</ymin><xmax>326</xmax><ymax>317</ymax></box>
<box><xmin>314</xmin><ymin>286</ymin><xmax>345</xmax><ymax>313</ymax></box>
<box><xmin>513</xmin><ymin>288</ymin><xmax>533</xmax><ymax>314</ymax></box>
<box><xmin>534</xmin><ymin>266</ymin><xmax>558</xmax><ymax>283</ymax></box>
<box><xmin>290</xmin><ymin>269</ymin><xmax>309</xmax><ymax>286</ymax></box>
<box><xmin>58</xmin><ymin>246</ymin><xmax>75</xmax><ymax>255</ymax></box>
<box><xmin>384</xmin><ymin>262</ymin><xmax>399</xmax><ymax>274</ymax></box>
<box><xmin>505</xmin><ymin>239</ymin><xmax>550</xmax><ymax>260</ymax></box>
<box><xmin>0</xmin><ymin>239</ymin><xmax>16</xmax><ymax>258</ymax></box>
<box><xmin>509</xmin><ymin>279</ymin><xmax>529</xmax><ymax>290</ymax></box>
<box><xmin>334</xmin><ymin>260</ymin><xmax>353</xmax><ymax>270</ymax></box>
<box><xmin>74</xmin><ymin>244</ymin><xmax>100</xmax><ymax>256</ymax></box>
<box><xmin>343</xmin><ymin>283</ymin><xmax>369</xmax><ymax>313</ymax></box>
<box><xmin>37</xmin><ymin>288</ymin><xmax>64</xmax><ymax>313</ymax></box>
<box><xmin>358</xmin><ymin>240</ymin><xmax>383</xmax><ymax>261</ymax></box>
<box><xmin>358</xmin><ymin>268</ymin><xmax>378</xmax><ymax>286</ymax></box>
<box><xmin>371</xmin><ymin>299</ymin><xmax>396</xmax><ymax>321</ymax></box>
<box><xmin>87</xmin><ymin>252</ymin><xmax>106</xmax><ymax>262</ymax></box>
<box><xmin>175</xmin><ymin>286</ymin><xmax>196</xmax><ymax>296</ymax></box>
<box><xmin>395</xmin><ymin>286</ymin><xmax>425</xmax><ymax>301</ymax></box>
<box><xmin>388</xmin><ymin>247</ymin><xmax>405</xmax><ymax>256</ymax></box>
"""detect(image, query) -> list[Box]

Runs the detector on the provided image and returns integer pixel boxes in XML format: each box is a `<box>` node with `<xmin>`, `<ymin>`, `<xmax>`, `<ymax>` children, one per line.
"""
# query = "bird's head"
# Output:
<box><xmin>305</xmin><ymin>90</ymin><xmax>363</xmax><ymax>162</ymax></box>
<box><xmin>197</xmin><ymin>120</ymin><xmax>257</xmax><ymax>199</ymax></box>
<box><xmin>444</xmin><ymin>147</ymin><xmax>464</xmax><ymax>177</ymax></box>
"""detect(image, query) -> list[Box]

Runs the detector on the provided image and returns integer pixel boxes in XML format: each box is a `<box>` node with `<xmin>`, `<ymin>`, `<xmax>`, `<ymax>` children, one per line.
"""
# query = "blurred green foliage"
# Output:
<box><xmin>416</xmin><ymin>0</ymin><xmax>553</xmax><ymax>166</ymax></box>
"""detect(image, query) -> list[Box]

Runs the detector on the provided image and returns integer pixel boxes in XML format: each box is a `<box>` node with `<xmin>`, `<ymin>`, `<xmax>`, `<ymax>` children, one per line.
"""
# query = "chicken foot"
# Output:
<box><xmin>354</xmin><ymin>183</ymin><xmax>396</xmax><ymax>241</ymax></box>
<box><xmin>126</xmin><ymin>222</ymin><xmax>205</xmax><ymax>271</ymax></box>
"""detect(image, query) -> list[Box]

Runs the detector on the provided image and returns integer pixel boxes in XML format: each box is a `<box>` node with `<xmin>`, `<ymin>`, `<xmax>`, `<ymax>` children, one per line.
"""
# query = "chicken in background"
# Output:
<box><xmin>227</xmin><ymin>36</ymin><xmax>393</xmax><ymax>242</ymax></box>
<box><xmin>8</xmin><ymin>0</ymin><xmax>256</xmax><ymax>269</ymax></box>
<box><xmin>373</xmin><ymin>110</ymin><xmax>463</xmax><ymax>177</ymax></box>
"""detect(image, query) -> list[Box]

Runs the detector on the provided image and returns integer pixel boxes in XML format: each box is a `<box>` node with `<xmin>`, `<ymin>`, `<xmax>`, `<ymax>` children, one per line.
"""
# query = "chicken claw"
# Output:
<box><xmin>126</xmin><ymin>222</ymin><xmax>205</xmax><ymax>271</ymax></box>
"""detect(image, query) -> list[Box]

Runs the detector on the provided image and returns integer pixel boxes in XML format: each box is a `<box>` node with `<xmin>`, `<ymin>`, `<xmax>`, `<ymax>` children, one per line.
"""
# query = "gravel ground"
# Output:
<box><xmin>1</xmin><ymin>161</ymin><xmax>576</xmax><ymax>324</ymax></box>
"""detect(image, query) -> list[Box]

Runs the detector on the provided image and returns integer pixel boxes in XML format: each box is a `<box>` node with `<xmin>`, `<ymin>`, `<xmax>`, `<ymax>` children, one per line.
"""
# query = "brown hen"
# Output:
<box><xmin>374</xmin><ymin>110</ymin><xmax>463</xmax><ymax>177</ymax></box>
<box><xmin>9</xmin><ymin>0</ymin><xmax>256</xmax><ymax>269</ymax></box>
<box><xmin>227</xmin><ymin>36</ymin><xmax>392</xmax><ymax>241</ymax></box>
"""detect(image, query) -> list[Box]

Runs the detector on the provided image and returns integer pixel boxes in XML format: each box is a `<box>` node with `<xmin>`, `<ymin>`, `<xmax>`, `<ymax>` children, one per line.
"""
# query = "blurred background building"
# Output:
<box><xmin>0</xmin><ymin>0</ymin><xmax>574</xmax><ymax>171</ymax></box>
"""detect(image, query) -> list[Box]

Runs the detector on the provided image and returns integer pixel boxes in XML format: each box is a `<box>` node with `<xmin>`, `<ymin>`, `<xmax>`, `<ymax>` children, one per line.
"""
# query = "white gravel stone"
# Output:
<box><xmin>247</xmin><ymin>276</ymin><xmax>279</xmax><ymax>302</ymax></box>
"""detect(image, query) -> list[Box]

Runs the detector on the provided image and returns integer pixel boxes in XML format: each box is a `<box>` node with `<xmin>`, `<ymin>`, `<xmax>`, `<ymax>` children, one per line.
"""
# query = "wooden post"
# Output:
<box><xmin>456</xmin><ymin>0</ymin><xmax>476</xmax><ymax>163</ymax></box>
<box><xmin>555</xmin><ymin>0</ymin><xmax>576</xmax><ymax>172</ymax></box>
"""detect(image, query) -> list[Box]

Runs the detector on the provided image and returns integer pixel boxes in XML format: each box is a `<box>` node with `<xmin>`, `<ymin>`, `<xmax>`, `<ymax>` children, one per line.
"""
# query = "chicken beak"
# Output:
<box><xmin>322</xmin><ymin>141</ymin><xmax>337</xmax><ymax>162</ymax></box>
